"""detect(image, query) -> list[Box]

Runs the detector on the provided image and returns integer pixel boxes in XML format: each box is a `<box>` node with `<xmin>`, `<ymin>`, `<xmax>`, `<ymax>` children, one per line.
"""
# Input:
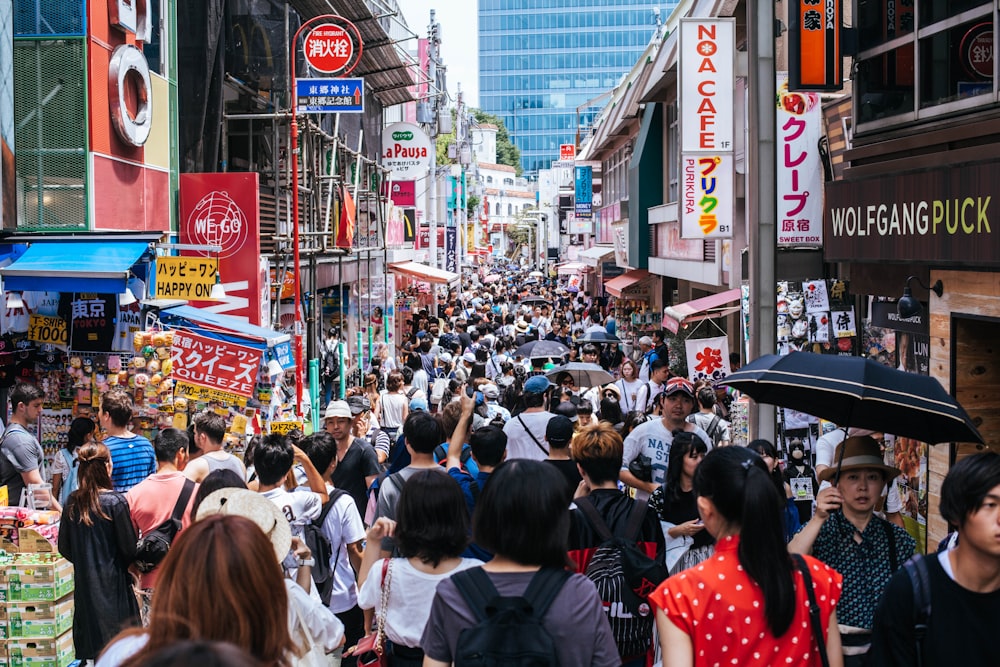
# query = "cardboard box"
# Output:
<box><xmin>6</xmin><ymin>597</ymin><xmax>72</xmax><ymax>639</ymax></box>
<box><xmin>7</xmin><ymin>630</ymin><xmax>73</xmax><ymax>667</ymax></box>
<box><xmin>5</xmin><ymin>560</ymin><xmax>72</xmax><ymax>603</ymax></box>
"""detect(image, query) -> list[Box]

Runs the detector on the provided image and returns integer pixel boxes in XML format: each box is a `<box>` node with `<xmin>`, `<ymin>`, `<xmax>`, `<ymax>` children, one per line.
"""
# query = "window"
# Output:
<box><xmin>486</xmin><ymin>175</ymin><xmax>493</xmax><ymax>184</ymax></box>
<box><xmin>508</xmin><ymin>203</ymin><xmax>513</xmax><ymax>215</ymax></box>
<box><xmin>503</xmin><ymin>177</ymin><xmax>514</xmax><ymax>185</ymax></box>
<box><xmin>854</xmin><ymin>2</ymin><xmax>994</xmax><ymax>132</ymax></box>
<box><xmin>667</xmin><ymin>102</ymin><xmax>679</xmax><ymax>203</ymax></box>
<box><xmin>495</xmin><ymin>202</ymin><xmax>500</xmax><ymax>215</ymax></box>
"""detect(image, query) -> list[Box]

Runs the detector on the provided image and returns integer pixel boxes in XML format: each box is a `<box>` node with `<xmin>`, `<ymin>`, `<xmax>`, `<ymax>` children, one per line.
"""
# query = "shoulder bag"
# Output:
<box><xmin>352</xmin><ymin>558</ymin><xmax>391</xmax><ymax>667</ymax></box>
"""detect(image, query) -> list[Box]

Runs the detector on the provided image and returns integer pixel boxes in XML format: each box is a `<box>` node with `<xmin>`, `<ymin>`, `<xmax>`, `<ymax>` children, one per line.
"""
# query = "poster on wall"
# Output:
<box><xmin>776</xmin><ymin>279</ymin><xmax>855</xmax><ymax>356</ymax></box>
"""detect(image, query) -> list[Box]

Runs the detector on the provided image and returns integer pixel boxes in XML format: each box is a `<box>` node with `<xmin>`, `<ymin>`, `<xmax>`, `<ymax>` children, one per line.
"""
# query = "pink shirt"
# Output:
<box><xmin>126</xmin><ymin>471</ymin><xmax>199</xmax><ymax>589</ymax></box>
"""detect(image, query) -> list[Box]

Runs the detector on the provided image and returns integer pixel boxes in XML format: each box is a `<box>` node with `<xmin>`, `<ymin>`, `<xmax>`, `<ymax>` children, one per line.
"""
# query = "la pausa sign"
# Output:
<box><xmin>381</xmin><ymin>122</ymin><xmax>433</xmax><ymax>181</ymax></box>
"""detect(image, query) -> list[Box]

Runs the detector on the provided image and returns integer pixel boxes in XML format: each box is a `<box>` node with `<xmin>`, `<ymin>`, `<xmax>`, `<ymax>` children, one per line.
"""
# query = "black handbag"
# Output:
<box><xmin>134</xmin><ymin>479</ymin><xmax>196</xmax><ymax>573</ymax></box>
<box><xmin>628</xmin><ymin>454</ymin><xmax>653</xmax><ymax>482</ymax></box>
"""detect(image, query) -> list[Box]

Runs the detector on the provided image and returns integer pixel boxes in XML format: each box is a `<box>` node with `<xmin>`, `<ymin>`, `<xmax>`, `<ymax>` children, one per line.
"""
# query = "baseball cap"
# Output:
<box><xmin>547</xmin><ymin>415</ymin><xmax>576</xmax><ymax>443</ymax></box>
<box><xmin>462</xmin><ymin>352</ymin><xmax>477</xmax><ymax>364</ymax></box>
<box><xmin>482</xmin><ymin>384</ymin><xmax>501</xmax><ymax>400</ymax></box>
<box><xmin>324</xmin><ymin>400</ymin><xmax>352</xmax><ymax>419</ymax></box>
<box><xmin>409</xmin><ymin>397</ymin><xmax>429</xmax><ymax>412</ymax></box>
<box><xmin>416</xmin><ymin>331</ymin><xmax>427</xmax><ymax>339</ymax></box>
<box><xmin>663</xmin><ymin>377</ymin><xmax>695</xmax><ymax>398</ymax></box>
<box><xmin>345</xmin><ymin>395</ymin><xmax>371</xmax><ymax>415</ymax></box>
<box><xmin>524</xmin><ymin>375</ymin><xmax>553</xmax><ymax>394</ymax></box>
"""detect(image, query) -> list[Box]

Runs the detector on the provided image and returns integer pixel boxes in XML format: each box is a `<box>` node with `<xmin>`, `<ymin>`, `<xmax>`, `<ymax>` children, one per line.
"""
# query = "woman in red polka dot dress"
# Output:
<box><xmin>650</xmin><ymin>447</ymin><xmax>844</xmax><ymax>667</ymax></box>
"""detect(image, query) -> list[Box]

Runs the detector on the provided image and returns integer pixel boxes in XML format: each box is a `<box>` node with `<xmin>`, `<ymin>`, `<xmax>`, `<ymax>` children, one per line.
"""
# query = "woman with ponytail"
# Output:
<box><xmin>650</xmin><ymin>446</ymin><xmax>844</xmax><ymax>667</ymax></box>
<box><xmin>59</xmin><ymin>443</ymin><xmax>140</xmax><ymax>662</ymax></box>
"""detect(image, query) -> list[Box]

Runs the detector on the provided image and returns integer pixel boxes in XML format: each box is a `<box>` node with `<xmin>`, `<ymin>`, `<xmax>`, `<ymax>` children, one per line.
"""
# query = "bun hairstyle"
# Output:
<box><xmin>693</xmin><ymin>447</ymin><xmax>795</xmax><ymax>637</ymax></box>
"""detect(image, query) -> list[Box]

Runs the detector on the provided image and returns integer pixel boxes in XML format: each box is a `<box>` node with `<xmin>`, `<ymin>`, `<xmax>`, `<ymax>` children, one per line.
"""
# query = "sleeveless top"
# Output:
<box><xmin>203</xmin><ymin>452</ymin><xmax>246</xmax><ymax>480</ymax></box>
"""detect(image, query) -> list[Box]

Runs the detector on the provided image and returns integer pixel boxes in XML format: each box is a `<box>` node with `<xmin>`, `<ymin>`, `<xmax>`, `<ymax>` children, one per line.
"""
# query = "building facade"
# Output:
<box><xmin>478</xmin><ymin>0</ymin><xmax>675</xmax><ymax>176</ymax></box>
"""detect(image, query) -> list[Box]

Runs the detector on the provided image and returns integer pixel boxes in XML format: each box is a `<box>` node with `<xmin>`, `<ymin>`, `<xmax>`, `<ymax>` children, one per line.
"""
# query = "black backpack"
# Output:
<box><xmin>303</xmin><ymin>489</ymin><xmax>348</xmax><ymax>606</ymax></box>
<box><xmin>451</xmin><ymin>566</ymin><xmax>570</xmax><ymax>667</ymax></box>
<box><xmin>903</xmin><ymin>554</ymin><xmax>932</xmax><ymax>667</ymax></box>
<box><xmin>575</xmin><ymin>496</ymin><xmax>667</xmax><ymax>659</ymax></box>
<box><xmin>134</xmin><ymin>479</ymin><xmax>196</xmax><ymax>573</ymax></box>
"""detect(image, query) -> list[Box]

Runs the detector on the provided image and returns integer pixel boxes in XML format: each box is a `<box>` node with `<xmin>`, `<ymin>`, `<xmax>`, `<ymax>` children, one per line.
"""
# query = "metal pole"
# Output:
<box><xmin>290</xmin><ymin>24</ymin><xmax>304</xmax><ymax>407</ymax></box>
<box><xmin>748</xmin><ymin>1</ymin><xmax>777</xmax><ymax>443</ymax></box>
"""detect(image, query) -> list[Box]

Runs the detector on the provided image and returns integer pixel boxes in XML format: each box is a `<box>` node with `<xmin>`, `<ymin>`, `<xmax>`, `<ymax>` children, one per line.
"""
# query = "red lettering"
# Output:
<box><xmin>699</xmin><ymin>132</ymin><xmax>715</xmax><ymax>148</ymax></box>
<box><xmin>697</xmin><ymin>57</ymin><xmax>717</xmax><ymax>73</ymax></box>
<box><xmin>700</xmin><ymin>116</ymin><xmax>716</xmax><ymax>131</ymax></box>
<box><xmin>698</xmin><ymin>24</ymin><xmax>717</xmax><ymax>40</ymax></box>
<box><xmin>696</xmin><ymin>98</ymin><xmax>718</xmax><ymax>114</ymax></box>
<box><xmin>697</xmin><ymin>81</ymin><xmax>716</xmax><ymax>96</ymax></box>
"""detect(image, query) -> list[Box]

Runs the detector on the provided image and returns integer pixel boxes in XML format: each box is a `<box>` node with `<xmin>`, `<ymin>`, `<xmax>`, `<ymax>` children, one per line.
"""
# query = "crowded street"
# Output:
<box><xmin>1</xmin><ymin>0</ymin><xmax>1000</xmax><ymax>666</ymax></box>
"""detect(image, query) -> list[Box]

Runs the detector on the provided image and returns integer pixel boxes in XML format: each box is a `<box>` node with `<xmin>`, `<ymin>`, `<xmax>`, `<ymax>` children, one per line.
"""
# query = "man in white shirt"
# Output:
<box><xmin>502</xmin><ymin>376</ymin><xmax>556</xmax><ymax>461</ymax></box>
<box><xmin>635</xmin><ymin>358</ymin><xmax>671</xmax><ymax>414</ymax></box>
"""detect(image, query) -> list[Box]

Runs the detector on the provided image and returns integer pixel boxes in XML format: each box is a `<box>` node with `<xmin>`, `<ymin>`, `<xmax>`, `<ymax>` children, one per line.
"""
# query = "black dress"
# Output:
<box><xmin>58</xmin><ymin>490</ymin><xmax>139</xmax><ymax>660</ymax></box>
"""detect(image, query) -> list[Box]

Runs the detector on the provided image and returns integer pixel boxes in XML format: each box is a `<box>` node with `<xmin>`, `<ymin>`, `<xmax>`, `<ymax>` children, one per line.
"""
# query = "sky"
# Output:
<box><xmin>399</xmin><ymin>0</ymin><xmax>480</xmax><ymax>107</ymax></box>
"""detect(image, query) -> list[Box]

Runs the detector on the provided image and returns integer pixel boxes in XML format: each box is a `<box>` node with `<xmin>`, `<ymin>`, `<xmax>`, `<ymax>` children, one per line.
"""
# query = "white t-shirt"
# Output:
<box><xmin>616</xmin><ymin>378</ymin><xmax>645</xmax><ymax>414</ymax></box>
<box><xmin>815</xmin><ymin>429</ymin><xmax>901</xmax><ymax>513</ymax></box>
<box><xmin>621</xmin><ymin>418</ymin><xmax>712</xmax><ymax>494</ymax></box>
<box><xmin>262</xmin><ymin>487</ymin><xmax>323</xmax><ymax>524</ymax></box>
<box><xmin>357</xmin><ymin>557</ymin><xmax>482</xmax><ymax>648</ymax></box>
<box><xmin>319</xmin><ymin>490</ymin><xmax>367</xmax><ymax>614</ymax></box>
<box><xmin>380</xmin><ymin>391</ymin><xmax>408</xmax><ymax>429</ymax></box>
<box><xmin>503</xmin><ymin>410</ymin><xmax>556</xmax><ymax>461</ymax></box>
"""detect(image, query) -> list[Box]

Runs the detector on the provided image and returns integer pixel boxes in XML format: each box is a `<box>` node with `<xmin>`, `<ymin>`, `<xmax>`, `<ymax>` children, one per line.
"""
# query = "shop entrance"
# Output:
<box><xmin>953</xmin><ymin>315</ymin><xmax>1000</xmax><ymax>461</ymax></box>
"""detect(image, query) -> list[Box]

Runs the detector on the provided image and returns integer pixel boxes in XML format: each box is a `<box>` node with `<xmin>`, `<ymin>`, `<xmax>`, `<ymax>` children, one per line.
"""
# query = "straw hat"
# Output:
<box><xmin>817</xmin><ymin>436</ymin><xmax>901</xmax><ymax>483</ymax></box>
<box><xmin>195</xmin><ymin>488</ymin><xmax>292</xmax><ymax>562</ymax></box>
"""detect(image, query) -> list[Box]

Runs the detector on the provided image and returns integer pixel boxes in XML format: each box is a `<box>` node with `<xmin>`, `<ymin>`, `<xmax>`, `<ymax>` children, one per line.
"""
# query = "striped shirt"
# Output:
<box><xmin>104</xmin><ymin>434</ymin><xmax>157</xmax><ymax>493</ymax></box>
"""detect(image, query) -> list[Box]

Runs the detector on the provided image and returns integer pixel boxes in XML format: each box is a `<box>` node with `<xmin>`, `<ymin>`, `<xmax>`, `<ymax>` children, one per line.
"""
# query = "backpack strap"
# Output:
<box><xmin>575</xmin><ymin>496</ymin><xmax>613</xmax><ymax>542</ymax></box>
<box><xmin>792</xmin><ymin>554</ymin><xmax>830</xmax><ymax>667</ymax></box>
<box><xmin>903</xmin><ymin>555</ymin><xmax>931</xmax><ymax>667</ymax></box>
<box><xmin>170</xmin><ymin>479</ymin><xmax>196</xmax><ymax>522</ymax></box>
<box><xmin>706</xmin><ymin>415</ymin><xmax>722</xmax><ymax>442</ymax></box>
<box><xmin>452</xmin><ymin>566</ymin><xmax>500</xmax><ymax>622</ymax></box>
<box><xmin>882</xmin><ymin>519</ymin><xmax>898</xmax><ymax>573</ymax></box>
<box><xmin>516</xmin><ymin>415</ymin><xmax>549</xmax><ymax>456</ymax></box>
<box><xmin>624</xmin><ymin>497</ymin><xmax>650</xmax><ymax>543</ymax></box>
<box><xmin>522</xmin><ymin>567</ymin><xmax>572</xmax><ymax>620</ymax></box>
<box><xmin>314</xmin><ymin>489</ymin><xmax>348</xmax><ymax>527</ymax></box>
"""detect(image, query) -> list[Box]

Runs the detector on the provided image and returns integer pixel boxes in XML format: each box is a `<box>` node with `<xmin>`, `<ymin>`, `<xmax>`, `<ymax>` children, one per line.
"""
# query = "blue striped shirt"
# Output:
<box><xmin>104</xmin><ymin>434</ymin><xmax>157</xmax><ymax>493</ymax></box>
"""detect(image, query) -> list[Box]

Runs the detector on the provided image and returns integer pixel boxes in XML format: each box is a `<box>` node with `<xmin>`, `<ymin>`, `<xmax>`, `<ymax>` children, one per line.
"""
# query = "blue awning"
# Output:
<box><xmin>158</xmin><ymin>305</ymin><xmax>290</xmax><ymax>350</ymax></box>
<box><xmin>0</xmin><ymin>241</ymin><xmax>150</xmax><ymax>293</ymax></box>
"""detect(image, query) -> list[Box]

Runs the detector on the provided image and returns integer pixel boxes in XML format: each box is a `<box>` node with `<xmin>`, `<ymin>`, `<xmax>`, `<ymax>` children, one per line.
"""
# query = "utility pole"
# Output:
<box><xmin>427</xmin><ymin>10</ymin><xmax>442</xmax><ymax>269</ymax></box>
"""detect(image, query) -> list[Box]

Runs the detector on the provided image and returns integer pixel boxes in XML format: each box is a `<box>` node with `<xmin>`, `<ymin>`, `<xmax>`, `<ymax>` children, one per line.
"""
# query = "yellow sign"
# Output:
<box><xmin>270</xmin><ymin>420</ymin><xmax>304</xmax><ymax>435</ymax></box>
<box><xmin>155</xmin><ymin>256</ymin><xmax>219</xmax><ymax>299</ymax></box>
<box><xmin>27</xmin><ymin>315</ymin><xmax>67</xmax><ymax>346</ymax></box>
<box><xmin>174</xmin><ymin>381</ymin><xmax>248</xmax><ymax>407</ymax></box>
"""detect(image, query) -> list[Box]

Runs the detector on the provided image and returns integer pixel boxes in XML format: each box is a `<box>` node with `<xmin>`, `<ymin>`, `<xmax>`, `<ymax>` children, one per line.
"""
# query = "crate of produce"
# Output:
<box><xmin>7</xmin><ymin>630</ymin><xmax>73</xmax><ymax>667</ymax></box>
<box><xmin>6</xmin><ymin>597</ymin><xmax>72</xmax><ymax>639</ymax></box>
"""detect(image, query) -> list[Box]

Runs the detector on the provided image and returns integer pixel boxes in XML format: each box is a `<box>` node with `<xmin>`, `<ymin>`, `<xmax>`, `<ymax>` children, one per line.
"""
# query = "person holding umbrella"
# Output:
<box><xmin>788</xmin><ymin>436</ymin><xmax>915</xmax><ymax>666</ymax></box>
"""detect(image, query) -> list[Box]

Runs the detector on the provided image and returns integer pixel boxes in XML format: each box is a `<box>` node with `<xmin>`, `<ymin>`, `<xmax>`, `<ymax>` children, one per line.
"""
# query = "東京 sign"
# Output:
<box><xmin>303</xmin><ymin>22</ymin><xmax>363</xmax><ymax>75</ymax></box>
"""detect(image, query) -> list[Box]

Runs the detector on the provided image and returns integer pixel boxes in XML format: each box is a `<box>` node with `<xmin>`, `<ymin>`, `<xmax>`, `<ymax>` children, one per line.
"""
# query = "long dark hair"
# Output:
<box><xmin>664</xmin><ymin>431</ymin><xmax>708</xmax><ymax>503</ymax></box>
<box><xmin>395</xmin><ymin>470</ymin><xmax>469</xmax><ymax>565</ymax></box>
<box><xmin>747</xmin><ymin>439</ymin><xmax>786</xmax><ymax>498</ymax></box>
<box><xmin>66</xmin><ymin>417</ymin><xmax>96</xmax><ymax>453</ymax></box>
<box><xmin>694</xmin><ymin>447</ymin><xmax>795</xmax><ymax>637</ymax></box>
<box><xmin>66</xmin><ymin>443</ymin><xmax>113</xmax><ymax>526</ymax></box>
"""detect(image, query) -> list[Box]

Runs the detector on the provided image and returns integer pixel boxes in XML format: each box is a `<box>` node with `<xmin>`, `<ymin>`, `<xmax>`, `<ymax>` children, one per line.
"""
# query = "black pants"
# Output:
<box><xmin>388</xmin><ymin>642</ymin><xmax>424</xmax><ymax>667</ymax></box>
<box><xmin>335</xmin><ymin>605</ymin><xmax>365</xmax><ymax>667</ymax></box>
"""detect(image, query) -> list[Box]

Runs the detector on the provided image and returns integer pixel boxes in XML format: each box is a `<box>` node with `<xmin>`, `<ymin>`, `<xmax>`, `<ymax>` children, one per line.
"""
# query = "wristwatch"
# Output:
<box><xmin>297</xmin><ymin>557</ymin><xmax>315</xmax><ymax>567</ymax></box>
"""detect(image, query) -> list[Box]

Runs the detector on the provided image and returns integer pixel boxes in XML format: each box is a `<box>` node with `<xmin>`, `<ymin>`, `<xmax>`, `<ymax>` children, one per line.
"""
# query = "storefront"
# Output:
<box><xmin>825</xmin><ymin>159</ymin><xmax>1000</xmax><ymax>551</ymax></box>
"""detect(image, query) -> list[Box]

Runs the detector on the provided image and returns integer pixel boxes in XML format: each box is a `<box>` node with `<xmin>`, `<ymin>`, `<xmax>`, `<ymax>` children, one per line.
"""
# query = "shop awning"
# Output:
<box><xmin>158</xmin><ymin>304</ymin><xmax>290</xmax><ymax>349</ymax></box>
<box><xmin>577</xmin><ymin>245</ymin><xmax>615</xmax><ymax>268</ymax></box>
<box><xmin>557</xmin><ymin>262</ymin><xmax>589</xmax><ymax>275</ymax></box>
<box><xmin>389</xmin><ymin>261</ymin><xmax>459</xmax><ymax>285</ymax></box>
<box><xmin>604</xmin><ymin>269</ymin><xmax>651</xmax><ymax>298</ymax></box>
<box><xmin>663</xmin><ymin>288</ymin><xmax>742</xmax><ymax>334</ymax></box>
<box><xmin>0</xmin><ymin>241</ymin><xmax>149</xmax><ymax>293</ymax></box>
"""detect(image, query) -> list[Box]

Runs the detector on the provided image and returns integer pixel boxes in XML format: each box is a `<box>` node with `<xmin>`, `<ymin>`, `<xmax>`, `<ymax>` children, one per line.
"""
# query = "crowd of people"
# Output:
<box><xmin>1</xmin><ymin>273</ymin><xmax>998</xmax><ymax>666</ymax></box>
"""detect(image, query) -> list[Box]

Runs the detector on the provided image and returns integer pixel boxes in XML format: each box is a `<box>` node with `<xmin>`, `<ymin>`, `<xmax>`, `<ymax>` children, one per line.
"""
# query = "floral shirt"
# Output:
<box><xmin>651</xmin><ymin>535</ymin><xmax>842</xmax><ymax>667</ymax></box>
<box><xmin>807</xmin><ymin>511</ymin><xmax>915</xmax><ymax>629</ymax></box>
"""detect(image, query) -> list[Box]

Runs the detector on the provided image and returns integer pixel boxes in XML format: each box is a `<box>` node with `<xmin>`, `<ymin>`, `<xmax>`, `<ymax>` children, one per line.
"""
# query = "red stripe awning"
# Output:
<box><xmin>662</xmin><ymin>288</ymin><xmax>742</xmax><ymax>333</ymax></box>
<box><xmin>604</xmin><ymin>269</ymin><xmax>651</xmax><ymax>298</ymax></box>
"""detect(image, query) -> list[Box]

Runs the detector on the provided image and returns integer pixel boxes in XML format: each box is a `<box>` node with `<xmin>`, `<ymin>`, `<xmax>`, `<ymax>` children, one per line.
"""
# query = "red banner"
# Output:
<box><xmin>178</xmin><ymin>173</ymin><xmax>264</xmax><ymax>325</ymax></box>
<box><xmin>170</xmin><ymin>330</ymin><xmax>262</xmax><ymax>398</ymax></box>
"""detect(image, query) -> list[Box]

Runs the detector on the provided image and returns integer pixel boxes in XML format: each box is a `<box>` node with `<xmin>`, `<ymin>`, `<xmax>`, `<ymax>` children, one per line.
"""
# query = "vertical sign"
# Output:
<box><xmin>574</xmin><ymin>165</ymin><xmax>593</xmax><ymax>219</ymax></box>
<box><xmin>445</xmin><ymin>227</ymin><xmax>457</xmax><ymax>274</ymax></box>
<box><xmin>777</xmin><ymin>73</ymin><xmax>823</xmax><ymax>246</ymax></box>
<box><xmin>679</xmin><ymin>19</ymin><xmax>735</xmax><ymax>240</ymax></box>
<box><xmin>179</xmin><ymin>173</ymin><xmax>264</xmax><ymax>325</ymax></box>
<box><xmin>0</xmin><ymin>1</ymin><xmax>12</xmax><ymax>229</ymax></box>
<box><xmin>789</xmin><ymin>0</ymin><xmax>843</xmax><ymax>91</ymax></box>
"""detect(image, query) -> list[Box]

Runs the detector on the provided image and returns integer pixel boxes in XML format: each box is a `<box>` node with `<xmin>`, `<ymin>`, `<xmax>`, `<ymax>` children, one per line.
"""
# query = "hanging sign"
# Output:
<box><xmin>302</xmin><ymin>21</ymin><xmax>363</xmax><ymax>75</ymax></box>
<box><xmin>27</xmin><ymin>315</ymin><xmax>67</xmax><ymax>347</ymax></box>
<box><xmin>174</xmin><ymin>381</ymin><xmax>248</xmax><ymax>408</ymax></box>
<box><xmin>789</xmin><ymin>0</ymin><xmax>843</xmax><ymax>91</ymax></box>
<box><xmin>685</xmin><ymin>335</ymin><xmax>732</xmax><ymax>383</ymax></box>
<box><xmin>560</xmin><ymin>144</ymin><xmax>576</xmax><ymax>161</ymax></box>
<box><xmin>679</xmin><ymin>18</ymin><xmax>735</xmax><ymax>153</ymax></box>
<box><xmin>296</xmin><ymin>78</ymin><xmax>364</xmax><ymax>113</ymax></box>
<box><xmin>680</xmin><ymin>154</ymin><xmax>734</xmax><ymax>239</ymax></box>
<box><xmin>777</xmin><ymin>73</ymin><xmax>823</xmax><ymax>246</ymax></box>
<box><xmin>381</xmin><ymin>122</ymin><xmax>433</xmax><ymax>181</ymax></box>
<box><xmin>170</xmin><ymin>330</ymin><xmax>263</xmax><ymax>398</ymax></box>
<box><xmin>155</xmin><ymin>257</ymin><xmax>219</xmax><ymax>299</ymax></box>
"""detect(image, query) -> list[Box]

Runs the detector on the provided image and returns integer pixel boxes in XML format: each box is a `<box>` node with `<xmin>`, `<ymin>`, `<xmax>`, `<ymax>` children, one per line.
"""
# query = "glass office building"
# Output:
<box><xmin>479</xmin><ymin>0</ymin><xmax>674</xmax><ymax>176</ymax></box>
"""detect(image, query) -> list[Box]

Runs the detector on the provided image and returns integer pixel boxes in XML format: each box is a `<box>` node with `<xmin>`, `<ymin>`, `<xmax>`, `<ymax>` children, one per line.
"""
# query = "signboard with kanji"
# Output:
<box><xmin>296</xmin><ymin>78</ymin><xmax>364</xmax><ymax>114</ymax></box>
<box><xmin>155</xmin><ymin>256</ymin><xmax>219</xmax><ymax>299</ymax></box>
<box><xmin>789</xmin><ymin>0</ymin><xmax>843</xmax><ymax>91</ymax></box>
<box><xmin>680</xmin><ymin>153</ymin><xmax>734</xmax><ymax>239</ymax></box>
<box><xmin>685</xmin><ymin>335</ymin><xmax>732</xmax><ymax>383</ymax></box>
<box><xmin>302</xmin><ymin>22</ymin><xmax>362</xmax><ymax>75</ymax></box>
<box><xmin>170</xmin><ymin>330</ymin><xmax>263</xmax><ymax>399</ymax></box>
<box><xmin>560</xmin><ymin>144</ymin><xmax>576</xmax><ymax>161</ymax></box>
<box><xmin>777</xmin><ymin>73</ymin><xmax>823</xmax><ymax>246</ymax></box>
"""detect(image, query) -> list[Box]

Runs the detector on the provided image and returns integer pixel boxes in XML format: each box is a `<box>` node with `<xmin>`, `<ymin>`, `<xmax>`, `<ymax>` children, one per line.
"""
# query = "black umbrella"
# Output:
<box><xmin>514</xmin><ymin>339</ymin><xmax>570</xmax><ymax>360</ymax></box>
<box><xmin>546</xmin><ymin>362</ymin><xmax>614</xmax><ymax>388</ymax></box>
<box><xmin>576</xmin><ymin>330</ymin><xmax>623</xmax><ymax>344</ymax></box>
<box><xmin>519</xmin><ymin>297</ymin><xmax>549</xmax><ymax>308</ymax></box>
<box><xmin>723</xmin><ymin>352</ymin><xmax>983</xmax><ymax>445</ymax></box>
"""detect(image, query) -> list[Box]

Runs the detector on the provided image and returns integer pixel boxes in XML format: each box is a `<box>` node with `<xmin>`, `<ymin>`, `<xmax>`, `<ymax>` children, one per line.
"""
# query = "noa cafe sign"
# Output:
<box><xmin>381</xmin><ymin>122</ymin><xmax>433</xmax><ymax>180</ymax></box>
<box><xmin>679</xmin><ymin>18</ymin><xmax>735</xmax><ymax>154</ymax></box>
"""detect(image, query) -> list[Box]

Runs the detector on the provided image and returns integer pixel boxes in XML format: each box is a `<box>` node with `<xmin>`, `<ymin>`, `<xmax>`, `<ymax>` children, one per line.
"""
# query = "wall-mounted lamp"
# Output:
<box><xmin>209</xmin><ymin>273</ymin><xmax>227</xmax><ymax>300</ymax></box>
<box><xmin>119</xmin><ymin>274</ymin><xmax>138</xmax><ymax>306</ymax></box>
<box><xmin>897</xmin><ymin>275</ymin><xmax>943</xmax><ymax>318</ymax></box>
<box><xmin>5</xmin><ymin>291</ymin><xmax>24</xmax><ymax>309</ymax></box>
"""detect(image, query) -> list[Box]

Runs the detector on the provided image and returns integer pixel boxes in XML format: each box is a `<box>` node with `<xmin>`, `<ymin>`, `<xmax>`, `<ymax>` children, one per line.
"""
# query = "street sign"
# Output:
<box><xmin>296</xmin><ymin>78</ymin><xmax>364</xmax><ymax>113</ymax></box>
<box><xmin>560</xmin><ymin>144</ymin><xmax>575</xmax><ymax>161</ymax></box>
<box><xmin>303</xmin><ymin>23</ymin><xmax>360</xmax><ymax>74</ymax></box>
